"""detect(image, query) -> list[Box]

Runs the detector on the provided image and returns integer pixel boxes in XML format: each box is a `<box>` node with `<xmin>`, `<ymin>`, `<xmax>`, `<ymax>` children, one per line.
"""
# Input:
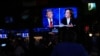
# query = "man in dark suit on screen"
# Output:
<box><xmin>43</xmin><ymin>9</ymin><xmax>59</xmax><ymax>28</ymax></box>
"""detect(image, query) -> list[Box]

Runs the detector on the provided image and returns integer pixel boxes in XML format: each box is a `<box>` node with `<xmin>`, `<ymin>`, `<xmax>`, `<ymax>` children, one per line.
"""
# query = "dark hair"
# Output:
<box><xmin>64</xmin><ymin>8</ymin><xmax>74</xmax><ymax>19</ymax></box>
<box><xmin>46</xmin><ymin>9</ymin><xmax>53</xmax><ymax>14</ymax></box>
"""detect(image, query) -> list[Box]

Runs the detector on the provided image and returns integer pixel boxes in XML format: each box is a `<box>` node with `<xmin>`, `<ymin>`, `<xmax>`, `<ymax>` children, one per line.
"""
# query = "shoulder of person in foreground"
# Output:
<box><xmin>78</xmin><ymin>44</ymin><xmax>88</xmax><ymax>56</ymax></box>
<box><xmin>51</xmin><ymin>43</ymin><xmax>88</xmax><ymax>56</ymax></box>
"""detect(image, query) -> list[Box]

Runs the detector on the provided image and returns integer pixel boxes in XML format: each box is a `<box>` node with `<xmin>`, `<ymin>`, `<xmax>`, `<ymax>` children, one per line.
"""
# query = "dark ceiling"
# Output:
<box><xmin>0</xmin><ymin>0</ymin><xmax>98</xmax><ymax>29</ymax></box>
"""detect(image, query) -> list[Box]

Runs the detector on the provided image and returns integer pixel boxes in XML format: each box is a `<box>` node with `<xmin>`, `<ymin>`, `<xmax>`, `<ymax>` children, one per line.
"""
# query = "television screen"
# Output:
<box><xmin>42</xmin><ymin>7</ymin><xmax>78</xmax><ymax>28</ymax></box>
<box><xmin>16</xmin><ymin>29</ymin><xmax>29</xmax><ymax>38</ymax></box>
<box><xmin>88</xmin><ymin>3</ymin><xmax>96</xmax><ymax>11</ymax></box>
<box><xmin>16</xmin><ymin>33</ymin><xmax>29</xmax><ymax>38</ymax></box>
<box><xmin>0</xmin><ymin>34</ymin><xmax>7</xmax><ymax>39</ymax></box>
<box><xmin>22</xmin><ymin>33</ymin><xmax>29</xmax><ymax>38</ymax></box>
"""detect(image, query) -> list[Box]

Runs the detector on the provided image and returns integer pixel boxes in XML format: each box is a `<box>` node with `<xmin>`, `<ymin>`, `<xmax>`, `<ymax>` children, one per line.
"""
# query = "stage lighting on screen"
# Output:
<box><xmin>88</xmin><ymin>3</ymin><xmax>96</xmax><ymax>11</ymax></box>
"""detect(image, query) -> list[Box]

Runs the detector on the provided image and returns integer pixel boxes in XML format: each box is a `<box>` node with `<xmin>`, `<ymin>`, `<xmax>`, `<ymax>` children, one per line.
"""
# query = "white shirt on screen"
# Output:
<box><xmin>47</xmin><ymin>18</ymin><xmax>53</xmax><ymax>26</ymax></box>
<box><xmin>67</xmin><ymin>18</ymin><xmax>70</xmax><ymax>25</ymax></box>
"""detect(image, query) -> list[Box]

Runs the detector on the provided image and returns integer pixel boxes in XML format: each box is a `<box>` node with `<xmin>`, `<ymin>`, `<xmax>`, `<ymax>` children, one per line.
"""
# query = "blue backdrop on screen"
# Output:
<box><xmin>42</xmin><ymin>7</ymin><xmax>77</xmax><ymax>27</ymax></box>
<box><xmin>42</xmin><ymin>8</ymin><xmax>59</xmax><ymax>21</ymax></box>
<box><xmin>60</xmin><ymin>7</ymin><xmax>77</xmax><ymax>19</ymax></box>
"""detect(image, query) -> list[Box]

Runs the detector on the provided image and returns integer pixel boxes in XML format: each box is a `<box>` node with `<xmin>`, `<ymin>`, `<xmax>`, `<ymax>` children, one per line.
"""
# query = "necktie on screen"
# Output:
<box><xmin>49</xmin><ymin>19</ymin><xmax>53</xmax><ymax>28</ymax></box>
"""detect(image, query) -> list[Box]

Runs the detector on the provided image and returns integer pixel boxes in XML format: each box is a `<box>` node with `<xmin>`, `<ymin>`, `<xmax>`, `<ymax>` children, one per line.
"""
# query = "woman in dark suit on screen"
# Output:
<box><xmin>61</xmin><ymin>9</ymin><xmax>76</xmax><ymax>27</ymax></box>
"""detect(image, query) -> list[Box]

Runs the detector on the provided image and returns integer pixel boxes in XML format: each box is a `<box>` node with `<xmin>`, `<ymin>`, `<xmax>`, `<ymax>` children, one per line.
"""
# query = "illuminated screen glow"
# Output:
<box><xmin>1</xmin><ymin>43</ymin><xmax>6</xmax><ymax>47</ymax></box>
<box><xmin>22</xmin><ymin>33</ymin><xmax>29</xmax><ymax>38</ymax></box>
<box><xmin>42</xmin><ymin>7</ymin><xmax>77</xmax><ymax>27</ymax></box>
<box><xmin>88</xmin><ymin>3</ymin><xmax>96</xmax><ymax>11</ymax></box>
<box><xmin>0</xmin><ymin>34</ymin><xmax>7</xmax><ymax>38</ymax></box>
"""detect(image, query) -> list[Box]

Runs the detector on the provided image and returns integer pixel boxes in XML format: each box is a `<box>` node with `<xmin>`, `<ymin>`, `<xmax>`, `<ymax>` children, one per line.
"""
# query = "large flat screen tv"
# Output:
<box><xmin>42</xmin><ymin>7</ymin><xmax>78</xmax><ymax>28</ymax></box>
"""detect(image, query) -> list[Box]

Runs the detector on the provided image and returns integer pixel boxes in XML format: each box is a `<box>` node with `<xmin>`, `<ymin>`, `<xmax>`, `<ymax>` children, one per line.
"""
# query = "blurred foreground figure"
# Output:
<box><xmin>51</xmin><ymin>31</ymin><xmax>88</xmax><ymax>56</ymax></box>
<box><xmin>14</xmin><ymin>44</ymin><xmax>25</xmax><ymax>56</ymax></box>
